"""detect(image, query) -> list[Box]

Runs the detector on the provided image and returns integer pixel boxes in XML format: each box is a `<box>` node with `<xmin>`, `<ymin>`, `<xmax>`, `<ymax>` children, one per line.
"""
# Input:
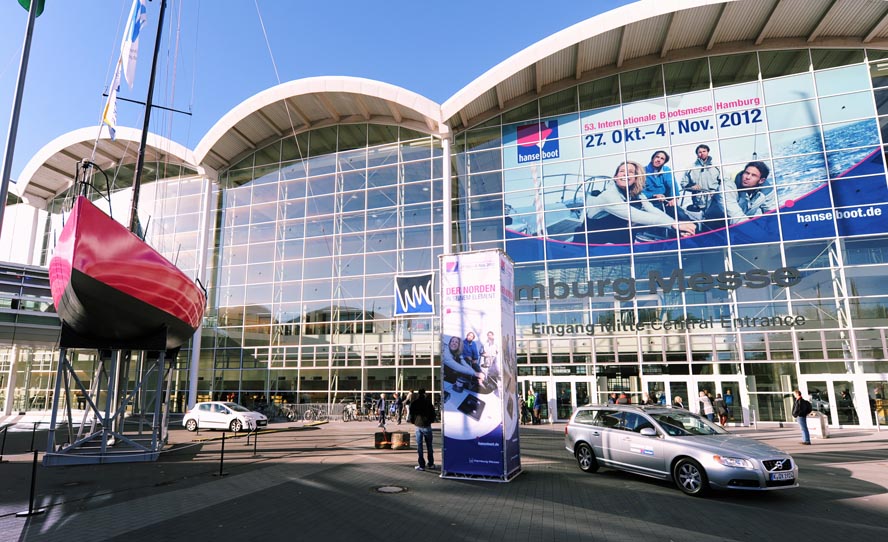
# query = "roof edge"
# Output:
<box><xmin>193</xmin><ymin>76</ymin><xmax>444</xmax><ymax>166</ymax></box>
<box><xmin>441</xmin><ymin>0</ymin><xmax>734</xmax><ymax>124</ymax></box>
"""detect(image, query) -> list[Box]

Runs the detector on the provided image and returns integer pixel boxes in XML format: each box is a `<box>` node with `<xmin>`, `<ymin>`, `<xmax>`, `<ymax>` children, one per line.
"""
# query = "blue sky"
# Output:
<box><xmin>0</xmin><ymin>0</ymin><xmax>634</xmax><ymax>180</ymax></box>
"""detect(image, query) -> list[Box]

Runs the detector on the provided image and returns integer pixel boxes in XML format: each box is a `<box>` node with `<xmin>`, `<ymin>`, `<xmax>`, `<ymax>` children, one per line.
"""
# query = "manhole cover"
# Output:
<box><xmin>374</xmin><ymin>485</ymin><xmax>408</xmax><ymax>494</ymax></box>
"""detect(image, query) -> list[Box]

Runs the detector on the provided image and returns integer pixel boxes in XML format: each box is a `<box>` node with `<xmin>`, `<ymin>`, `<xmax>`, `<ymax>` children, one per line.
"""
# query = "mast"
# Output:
<box><xmin>128</xmin><ymin>0</ymin><xmax>167</xmax><ymax>234</ymax></box>
<box><xmin>0</xmin><ymin>0</ymin><xmax>40</xmax><ymax>238</ymax></box>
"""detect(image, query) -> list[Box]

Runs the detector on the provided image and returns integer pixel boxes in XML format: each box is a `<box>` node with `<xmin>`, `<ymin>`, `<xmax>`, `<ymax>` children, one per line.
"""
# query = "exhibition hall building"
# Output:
<box><xmin>3</xmin><ymin>0</ymin><xmax>888</xmax><ymax>427</ymax></box>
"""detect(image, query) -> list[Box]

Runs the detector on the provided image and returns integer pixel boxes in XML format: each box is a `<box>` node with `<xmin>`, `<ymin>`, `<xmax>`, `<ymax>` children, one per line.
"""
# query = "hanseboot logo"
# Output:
<box><xmin>517</xmin><ymin>120</ymin><xmax>560</xmax><ymax>163</ymax></box>
<box><xmin>394</xmin><ymin>273</ymin><xmax>435</xmax><ymax>315</ymax></box>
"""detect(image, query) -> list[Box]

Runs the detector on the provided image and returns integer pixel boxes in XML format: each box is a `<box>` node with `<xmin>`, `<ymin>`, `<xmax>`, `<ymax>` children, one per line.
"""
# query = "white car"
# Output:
<box><xmin>183</xmin><ymin>401</ymin><xmax>268</xmax><ymax>432</ymax></box>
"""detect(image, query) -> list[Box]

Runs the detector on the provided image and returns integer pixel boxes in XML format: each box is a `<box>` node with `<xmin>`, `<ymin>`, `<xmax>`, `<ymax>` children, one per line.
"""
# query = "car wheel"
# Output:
<box><xmin>185</xmin><ymin>419</ymin><xmax>198</xmax><ymax>432</ymax></box>
<box><xmin>575</xmin><ymin>443</ymin><xmax>599</xmax><ymax>473</ymax></box>
<box><xmin>673</xmin><ymin>458</ymin><xmax>709</xmax><ymax>496</ymax></box>
<box><xmin>230</xmin><ymin>419</ymin><xmax>243</xmax><ymax>432</ymax></box>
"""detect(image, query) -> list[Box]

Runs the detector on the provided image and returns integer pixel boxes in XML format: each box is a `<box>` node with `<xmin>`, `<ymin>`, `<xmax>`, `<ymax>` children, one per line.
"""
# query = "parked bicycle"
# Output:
<box><xmin>281</xmin><ymin>404</ymin><xmax>300</xmax><ymax>422</ymax></box>
<box><xmin>302</xmin><ymin>404</ymin><xmax>329</xmax><ymax>422</ymax></box>
<box><xmin>342</xmin><ymin>402</ymin><xmax>358</xmax><ymax>422</ymax></box>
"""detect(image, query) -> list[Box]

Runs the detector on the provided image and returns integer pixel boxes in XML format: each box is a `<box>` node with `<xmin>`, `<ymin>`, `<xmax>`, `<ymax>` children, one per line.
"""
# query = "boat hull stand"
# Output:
<box><xmin>42</xmin><ymin>324</ymin><xmax>179</xmax><ymax>466</ymax></box>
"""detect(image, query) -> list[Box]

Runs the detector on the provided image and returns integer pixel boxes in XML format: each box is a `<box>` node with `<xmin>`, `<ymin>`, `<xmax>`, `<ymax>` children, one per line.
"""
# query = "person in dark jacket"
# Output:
<box><xmin>462</xmin><ymin>331</ymin><xmax>480</xmax><ymax>371</ymax></box>
<box><xmin>792</xmin><ymin>389</ymin><xmax>812</xmax><ymax>445</ymax></box>
<box><xmin>409</xmin><ymin>389</ymin><xmax>437</xmax><ymax>471</ymax></box>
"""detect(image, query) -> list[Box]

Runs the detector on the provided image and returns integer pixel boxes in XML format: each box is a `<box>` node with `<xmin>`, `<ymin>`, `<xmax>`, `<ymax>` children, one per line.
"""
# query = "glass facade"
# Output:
<box><xmin>202</xmin><ymin>125</ymin><xmax>445</xmax><ymax>410</ymax></box>
<box><xmin>453</xmin><ymin>48</ymin><xmax>888</xmax><ymax>425</ymax></box>
<box><xmin>6</xmin><ymin>45</ymin><xmax>888</xmax><ymax>429</ymax></box>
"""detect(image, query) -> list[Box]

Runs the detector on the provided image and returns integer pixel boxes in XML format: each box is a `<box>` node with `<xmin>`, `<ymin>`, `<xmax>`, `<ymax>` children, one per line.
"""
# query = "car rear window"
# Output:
<box><xmin>592</xmin><ymin>409</ymin><xmax>621</xmax><ymax>428</ymax></box>
<box><xmin>574</xmin><ymin>409</ymin><xmax>597</xmax><ymax>424</ymax></box>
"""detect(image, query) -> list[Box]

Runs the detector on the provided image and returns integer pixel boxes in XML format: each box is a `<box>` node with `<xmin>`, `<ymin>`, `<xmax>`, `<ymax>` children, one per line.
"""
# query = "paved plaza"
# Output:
<box><xmin>1</xmin><ymin>417</ymin><xmax>887</xmax><ymax>541</ymax></box>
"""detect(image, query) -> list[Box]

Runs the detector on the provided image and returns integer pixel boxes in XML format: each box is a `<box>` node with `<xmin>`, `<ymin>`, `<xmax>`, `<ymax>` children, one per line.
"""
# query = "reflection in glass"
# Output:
<box><xmin>664</xmin><ymin>57</ymin><xmax>710</xmax><ymax>95</ymax></box>
<box><xmin>620</xmin><ymin>65</ymin><xmax>664</xmax><ymax>103</ymax></box>
<box><xmin>579</xmin><ymin>75</ymin><xmax>620</xmax><ymax>110</ymax></box>
<box><xmin>760</xmin><ymin>50</ymin><xmax>810</xmax><ymax>80</ymax></box>
<box><xmin>811</xmin><ymin>49</ymin><xmax>865</xmax><ymax>71</ymax></box>
<box><xmin>711</xmin><ymin>53</ymin><xmax>758</xmax><ymax>87</ymax></box>
<box><xmin>540</xmin><ymin>87</ymin><xmax>578</xmax><ymax>117</ymax></box>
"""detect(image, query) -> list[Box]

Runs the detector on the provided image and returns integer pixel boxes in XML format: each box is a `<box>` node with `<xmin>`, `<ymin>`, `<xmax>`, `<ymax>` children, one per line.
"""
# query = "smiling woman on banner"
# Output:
<box><xmin>577</xmin><ymin>161</ymin><xmax>696</xmax><ymax>244</ymax></box>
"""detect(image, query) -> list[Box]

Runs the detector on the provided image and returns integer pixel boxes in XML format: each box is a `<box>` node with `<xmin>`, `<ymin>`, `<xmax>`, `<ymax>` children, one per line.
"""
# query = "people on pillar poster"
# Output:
<box><xmin>440</xmin><ymin>251</ymin><xmax>519</xmax><ymax>480</ymax></box>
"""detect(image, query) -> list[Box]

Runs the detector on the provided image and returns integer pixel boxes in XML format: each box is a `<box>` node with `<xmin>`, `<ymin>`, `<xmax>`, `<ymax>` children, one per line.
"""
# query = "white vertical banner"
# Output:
<box><xmin>440</xmin><ymin>249</ymin><xmax>521</xmax><ymax>481</ymax></box>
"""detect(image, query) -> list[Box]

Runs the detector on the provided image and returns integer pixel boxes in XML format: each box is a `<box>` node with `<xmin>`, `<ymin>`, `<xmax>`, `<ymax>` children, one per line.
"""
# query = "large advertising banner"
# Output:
<box><xmin>440</xmin><ymin>249</ymin><xmax>520</xmax><ymax>481</ymax></box>
<box><xmin>501</xmin><ymin>65</ymin><xmax>888</xmax><ymax>262</ymax></box>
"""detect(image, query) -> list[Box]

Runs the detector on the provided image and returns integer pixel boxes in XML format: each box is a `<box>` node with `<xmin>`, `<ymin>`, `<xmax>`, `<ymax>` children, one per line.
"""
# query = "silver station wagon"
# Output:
<box><xmin>565</xmin><ymin>405</ymin><xmax>798</xmax><ymax>496</ymax></box>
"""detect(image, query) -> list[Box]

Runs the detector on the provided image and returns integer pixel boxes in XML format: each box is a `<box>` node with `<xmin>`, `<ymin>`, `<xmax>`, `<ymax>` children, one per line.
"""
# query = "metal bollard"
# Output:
<box><xmin>1</xmin><ymin>426</ymin><xmax>8</xmax><ymax>463</ymax></box>
<box><xmin>15</xmin><ymin>450</ymin><xmax>46</xmax><ymax>517</ymax></box>
<box><xmin>215</xmin><ymin>433</ymin><xmax>227</xmax><ymax>477</ymax></box>
<box><xmin>29</xmin><ymin>421</ymin><xmax>38</xmax><ymax>452</ymax></box>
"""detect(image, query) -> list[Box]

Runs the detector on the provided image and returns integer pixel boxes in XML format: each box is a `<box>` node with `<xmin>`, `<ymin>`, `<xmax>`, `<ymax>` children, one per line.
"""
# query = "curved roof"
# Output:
<box><xmin>194</xmin><ymin>76</ymin><xmax>443</xmax><ymax>173</ymax></box>
<box><xmin>442</xmin><ymin>0</ymin><xmax>888</xmax><ymax>130</ymax></box>
<box><xmin>15</xmin><ymin>126</ymin><xmax>200</xmax><ymax>209</ymax></box>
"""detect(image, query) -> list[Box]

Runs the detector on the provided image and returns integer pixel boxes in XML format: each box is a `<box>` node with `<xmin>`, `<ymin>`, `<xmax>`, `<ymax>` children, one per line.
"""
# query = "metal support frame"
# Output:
<box><xmin>41</xmin><ymin>325</ymin><xmax>177</xmax><ymax>466</ymax></box>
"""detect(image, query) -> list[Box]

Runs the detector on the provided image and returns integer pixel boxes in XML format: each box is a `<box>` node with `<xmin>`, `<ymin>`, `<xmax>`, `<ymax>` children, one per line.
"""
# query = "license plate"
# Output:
<box><xmin>770</xmin><ymin>471</ymin><xmax>794</xmax><ymax>481</ymax></box>
<box><xmin>257</xmin><ymin>420</ymin><xmax>268</xmax><ymax>426</ymax></box>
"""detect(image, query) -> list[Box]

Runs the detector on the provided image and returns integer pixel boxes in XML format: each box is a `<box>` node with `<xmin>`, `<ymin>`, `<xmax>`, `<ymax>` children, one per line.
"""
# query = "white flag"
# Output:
<box><xmin>120</xmin><ymin>0</ymin><xmax>148</xmax><ymax>89</ymax></box>
<box><xmin>102</xmin><ymin>59</ymin><xmax>122</xmax><ymax>140</ymax></box>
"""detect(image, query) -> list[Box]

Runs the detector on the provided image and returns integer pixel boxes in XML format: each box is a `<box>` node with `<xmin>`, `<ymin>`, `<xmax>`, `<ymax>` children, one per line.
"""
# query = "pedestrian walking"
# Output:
<box><xmin>699</xmin><ymin>390</ymin><xmax>715</xmax><ymax>422</ymax></box>
<box><xmin>396</xmin><ymin>392</ymin><xmax>405</xmax><ymax>424</ymax></box>
<box><xmin>532</xmin><ymin>390</ymin><xmax>542</xmax><ymax>424</ymax></box>
<box><xmin>520</xmin><ymin>394</ymin><xmax>530</xmax><ymax>424</ymax></box>
<box><xmin>376</xmin><ymin>393</ymin><xmax>387</xmax><ymax>427</ymax></box>
<box><xmin>714</xmin><ymin>393</ymin><xmax>728</xmax><ymax>426</ymax></box>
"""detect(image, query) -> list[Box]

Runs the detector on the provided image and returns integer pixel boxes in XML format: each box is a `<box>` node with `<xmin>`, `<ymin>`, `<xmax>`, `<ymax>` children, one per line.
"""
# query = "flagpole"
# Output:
<box><xmin>129</xmin><ymin>0</ymin><xmax>166</xmax><ymax>235</ymax></box>
<box><xmin>0</xmin><ymin>0</ymin><xmax>39</xmax><ymax>238</ymax></box>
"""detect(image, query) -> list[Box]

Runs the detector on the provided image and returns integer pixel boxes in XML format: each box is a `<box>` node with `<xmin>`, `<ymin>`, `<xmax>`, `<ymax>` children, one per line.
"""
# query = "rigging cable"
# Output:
<box><xmin>185</xmin><ymin>0</ymin><xmax>201</xmax><ymax>152</ymax></box>
<box><xmin>254</xmin><ymin>0</ymin><xmax>305</xmax><ymax>163</ymax></box>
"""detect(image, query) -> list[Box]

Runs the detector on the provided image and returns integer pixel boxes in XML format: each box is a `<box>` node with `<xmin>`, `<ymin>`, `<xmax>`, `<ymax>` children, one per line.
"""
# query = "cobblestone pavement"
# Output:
<box><xmin>1</xmin><ymin>418</ymin><xmax>887</xmax><ymax>542</ymax></box>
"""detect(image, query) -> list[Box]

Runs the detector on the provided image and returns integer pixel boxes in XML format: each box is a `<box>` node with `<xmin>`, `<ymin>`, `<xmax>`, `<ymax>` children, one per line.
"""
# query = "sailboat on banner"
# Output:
<box><xmin>49</xmin><ymin>0</ymin><xmax>205</xmax><ymax>351</ymax></box>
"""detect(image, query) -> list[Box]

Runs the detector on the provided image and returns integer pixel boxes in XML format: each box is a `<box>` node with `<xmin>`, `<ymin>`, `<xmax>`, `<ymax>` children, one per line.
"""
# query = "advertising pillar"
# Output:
<box><xmin>440</xmin><ymin>249</ymin><xmax>520</xmax><ymax>481</ymax></box>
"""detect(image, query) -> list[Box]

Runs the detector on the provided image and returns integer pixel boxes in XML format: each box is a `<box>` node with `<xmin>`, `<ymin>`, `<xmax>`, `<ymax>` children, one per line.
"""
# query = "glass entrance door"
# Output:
<box><xmin>642</xmin><ymin>378</ymin><xmax>689</xmax><ymax>409</ymax></box>
<box><xmin>552</xmin><ymin>379</ymin><xmax>593</xmax><ymax>421</ymax></box>
<box><xmin>800</xmin><ymin>376</ymin><xmax>888</xmax><ymax>427</ymax></box>
<box><xmin>521</xmin><ymin>380</ymin><xmax>549</xmax><ymax>424</ymax></box>
<box><xmin>642</xmin><ymin>376</ymin><xmax>746</xmax><ymax>425</ymax></box>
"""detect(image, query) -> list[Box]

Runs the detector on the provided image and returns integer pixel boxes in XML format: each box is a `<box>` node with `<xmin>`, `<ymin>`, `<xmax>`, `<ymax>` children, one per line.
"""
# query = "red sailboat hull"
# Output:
<box><xmin>49</xmin><ymin>196</ymin><xmax>205</xmax><ymax>350</ymax></box>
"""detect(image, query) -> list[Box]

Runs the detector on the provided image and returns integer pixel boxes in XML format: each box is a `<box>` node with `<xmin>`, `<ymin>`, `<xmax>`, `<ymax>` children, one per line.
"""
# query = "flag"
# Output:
<box><xmin>102</xmin><ymin>59</ymin><xmax>122</xmax><ymax>140</ymax></box>
<box><xmin>120</xmin><ymin>0</ymin><xmax>148</xmax><ymax>89</ymax></box>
